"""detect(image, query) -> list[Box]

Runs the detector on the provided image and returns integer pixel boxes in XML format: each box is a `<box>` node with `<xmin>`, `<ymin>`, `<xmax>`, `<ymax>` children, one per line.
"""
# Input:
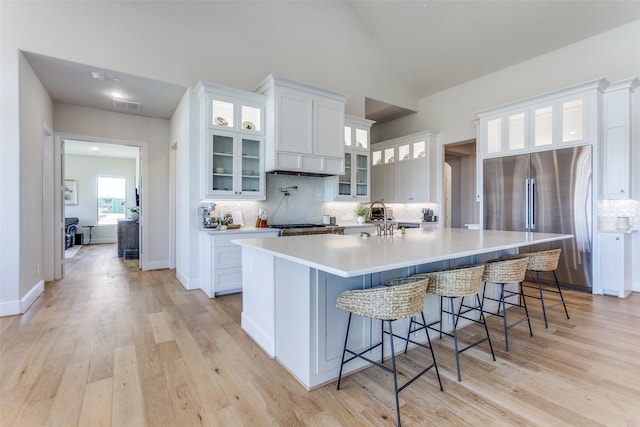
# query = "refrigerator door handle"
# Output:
<box><xmin>525</xmin><ymin>178</ymin><xmax>530</xmax><ymax>230</ymax></box>
<box><xmin>530</xmin><ymin>178</ymin><xmax>536</xmax><ymax>230</ymax></box>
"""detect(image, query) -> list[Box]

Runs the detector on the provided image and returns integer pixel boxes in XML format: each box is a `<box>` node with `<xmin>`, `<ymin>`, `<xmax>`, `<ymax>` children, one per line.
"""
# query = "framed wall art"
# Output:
<box><xmin>64</xmin><ymin>179</ymin><xmax>77</xmax><ymax>205</ymax></box>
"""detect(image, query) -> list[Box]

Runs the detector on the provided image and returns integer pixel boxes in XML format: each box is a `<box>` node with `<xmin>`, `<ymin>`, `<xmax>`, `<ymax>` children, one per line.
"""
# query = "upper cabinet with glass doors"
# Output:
<box><xmin>478</xmin><ymin>79</ymin><xmax>606</xmax><ymax>158</ymax></box>
<box><xmin>371</xmin><ymin>131</ymin><xmax>438</xmax><ymax>203</ymax></box>
<box><xmin>196</xmin><ymin>82</ymin><xmax>266</xmax><ymax>200</ymax></box>
<box><xmin>330</xmin><ymin>116</ymin><xmax>375</xmax><ymax>201</ymax></box>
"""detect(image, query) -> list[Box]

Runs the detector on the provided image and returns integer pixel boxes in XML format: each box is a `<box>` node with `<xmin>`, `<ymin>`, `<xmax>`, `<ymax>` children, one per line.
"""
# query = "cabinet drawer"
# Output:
<box><xmin>214</xmin><ymin>267</ymin><xmax>243</xmax><ymax>294</ymax></box>
<box><xmin>214</xmin><ymin>246</ymin><xmax>241</xmax><ymax>268</ymax></box>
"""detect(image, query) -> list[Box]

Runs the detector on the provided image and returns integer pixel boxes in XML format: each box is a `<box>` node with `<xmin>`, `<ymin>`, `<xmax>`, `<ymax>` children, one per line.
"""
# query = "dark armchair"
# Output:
<box><xmin>65</xmin><ymin>217</ymin><xmax>79</xmax><ymax>249</ymax></box>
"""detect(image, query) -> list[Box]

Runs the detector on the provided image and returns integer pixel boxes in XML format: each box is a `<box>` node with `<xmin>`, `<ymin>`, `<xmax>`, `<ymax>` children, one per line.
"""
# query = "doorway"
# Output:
<box><xmin>51</xmin><ymin>135</ymin><xmax>145</xmax><ymax>277</ymax></box>
<box><xmin>443</xmin><ymin>139</ymin><xmax>478</xmax><ymax>229</ymax></box>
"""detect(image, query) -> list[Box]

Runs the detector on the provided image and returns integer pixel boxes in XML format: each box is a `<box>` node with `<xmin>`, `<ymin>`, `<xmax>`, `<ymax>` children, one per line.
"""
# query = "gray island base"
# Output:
<box><xmin>233</xmin><ymin>228</ymin><xmax>573</xmax><ymax>390</ymax></box>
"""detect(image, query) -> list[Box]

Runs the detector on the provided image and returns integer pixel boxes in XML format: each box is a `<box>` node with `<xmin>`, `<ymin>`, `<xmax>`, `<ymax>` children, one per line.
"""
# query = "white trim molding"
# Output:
<box><xmin>0</xmin><ymin>281</ymin><xmax>44</xmax><ymax>317</ymax></box>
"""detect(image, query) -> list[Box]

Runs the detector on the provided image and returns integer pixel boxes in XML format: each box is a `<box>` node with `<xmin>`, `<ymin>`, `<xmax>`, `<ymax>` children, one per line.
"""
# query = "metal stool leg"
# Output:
<box><xmin>387</xmin><ymin>321</ymin><xmax>402</xmax><ymax>427</ymax></box>
<box><xmin>421</xmin><ymin>312</ymin><xmax>444</xmax><ymax>392</ymax></box>
<box><xmin>553</xmin><ymin>270</ymin><xmax>570</xmax><ymax>320</ymax></box>
<box><xmin>476</xmin><ymin>294</ymin><xmax>496</xmax><ymax>361</ymax></box>
<box><xmin>519</xmin><ymin>281</ymin><xmax>533</xmax><ymax>337</ymax></box>
<box><xmin>381</xmin><ymin>319</ymin><xmax>384</xmax><ymax>364</ymax></box>
<box><xmin>337</xmin><ymin>313</ymin><xmax>352</xmax><ymax>390</ymax></box>
<box><xmin>500</xmin><ymin>284</ymin><xmax>509</xmax><ymax>352</ymax></box>
<box><xmin>451</xmin><ymin>297</ymin><xmax>462</xmax><ymax>382</ymax></box>
<box><xmin>536</xmin><ymin>271</ymin><xmax>549</xmax><ymax>328</ymax></box>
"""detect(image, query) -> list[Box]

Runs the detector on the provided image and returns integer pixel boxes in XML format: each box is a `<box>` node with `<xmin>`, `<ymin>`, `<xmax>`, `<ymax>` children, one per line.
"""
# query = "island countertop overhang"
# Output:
<box><xmin>232</xmin><ymin>228</ymin><xmax>573</xmax><ymax>278</ymax></box>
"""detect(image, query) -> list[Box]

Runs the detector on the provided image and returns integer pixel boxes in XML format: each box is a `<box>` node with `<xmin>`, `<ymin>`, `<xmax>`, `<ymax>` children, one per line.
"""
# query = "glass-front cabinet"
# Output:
<box><xmin>207</xmin><ymin>129</ymin><xmax>264</xmax><ymax>199</ymax></box>
<box><xmin>371</xmin><ymin>131</ymin><xmax>437</xmax><ymax>203</ymax></box>
<box><xmin>197</xmin><ymin>81</ymin><xmax>266</xmax><ymax>200</ymax></box>
<box><xmin>329</xmin><ymin>116</ymin><xmax>375</xmax><ymax>201</ymax></box>
<box><xmin>479</xmin><ymin>82</ymin><xmax>600</xmax><ymax>158</ymax></box>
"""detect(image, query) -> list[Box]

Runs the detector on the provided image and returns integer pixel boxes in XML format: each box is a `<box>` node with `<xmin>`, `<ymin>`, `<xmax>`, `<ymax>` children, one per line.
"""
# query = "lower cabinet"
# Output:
<box><xmin>598</xmin><ymin>231</ymin><xmax>634</xmax><ymax>298</ymax></box>
<box><xmin>200</xmin><ymin>229</ymin><xmax>279</xmax><ymax>297</ymax></box>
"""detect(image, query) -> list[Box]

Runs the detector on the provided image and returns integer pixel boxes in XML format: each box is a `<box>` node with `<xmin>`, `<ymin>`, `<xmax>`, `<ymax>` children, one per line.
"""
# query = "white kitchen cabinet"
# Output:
<box><xmin>371</xmin><ymin>131</ymin><xmax>437</xmax><ymax>203</ymax></box>
<box><xmin>196</xmin><ymin>82</ymin><xmax>266</xmax><ymax>200</ymax></box>
<box><xmin>205</xmin><ymin>129</ymin><xmax>265</xmax><ymax>199</ymax></box>
<box><xmin>600</xmin><ymin>78</ymin><xmax>639</xmax><ymax>199</ymax></box>
<box><xmin>327</xmin><ymin>116</ymin><xmax>375</xmax><ymax>201</ymax></box>
<box><xmin>199</xmin><ymin>229</ymin><xmax>279</xmax><ymax>297</ymax></box>
<box><xmin>477</xmin><ymin>79</ymin><xmax>604</xmax><ymax>159</ymax></box>
<box><xmin>395</xmin><ymin>139</ymin><xmax>429</xmax><ymax>202</ymax></box>
<box><xmin>598</xmin><ymin>231</ymin><xmax>634</xmax><ymax>298</ymax></box>
<box><xmin>256</xmin><ymin>75</ymin><xmax>348</xmax><ymax>175</ymax></box>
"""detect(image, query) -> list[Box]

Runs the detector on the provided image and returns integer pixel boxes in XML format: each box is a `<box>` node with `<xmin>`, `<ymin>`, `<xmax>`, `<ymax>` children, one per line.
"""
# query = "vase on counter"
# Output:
<box><xmin>357</xmin><ymin>216</ymin><xmax>365</xmax><ymax>224</ymax></box>
<box><xmin>130</xmin><ymin>212</ymin><xmax>139</xmax><ymax>221</ymax></box>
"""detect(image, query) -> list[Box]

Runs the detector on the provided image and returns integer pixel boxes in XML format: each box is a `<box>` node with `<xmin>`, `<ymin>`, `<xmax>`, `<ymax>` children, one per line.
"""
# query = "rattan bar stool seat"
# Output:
<box><xmin>481</xmin><ymin>257</ymin><xmax>532</xmax><ymax>352</ymax></box>
<box><xmin>336</xmin><ymin>279</ymin><xmax>443</xmax><ymax>427</ymax></box>
<box><xmin>406</xmin><ymin>265</ymin><xmax>495</xmax><ymax>382</ymax></box>
<box><xmin>504</xmin><ymin>249</ymin><xmax>569</xmax><ymax>328</ymax></box>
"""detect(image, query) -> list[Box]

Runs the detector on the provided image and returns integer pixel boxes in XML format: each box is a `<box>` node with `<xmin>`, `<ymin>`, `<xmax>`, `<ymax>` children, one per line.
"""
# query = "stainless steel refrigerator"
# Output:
<box><xmin>483</xmin><ymin>145</ymin><xmax>592</xmax><ymax>290</ymax></box>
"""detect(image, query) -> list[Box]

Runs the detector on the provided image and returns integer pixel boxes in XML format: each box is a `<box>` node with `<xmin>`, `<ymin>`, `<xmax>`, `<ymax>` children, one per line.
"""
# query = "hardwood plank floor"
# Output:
<box><xmin>1</xmin><ymin>243</ymin><xmax>639</xmax><ymax>426</ymax></box>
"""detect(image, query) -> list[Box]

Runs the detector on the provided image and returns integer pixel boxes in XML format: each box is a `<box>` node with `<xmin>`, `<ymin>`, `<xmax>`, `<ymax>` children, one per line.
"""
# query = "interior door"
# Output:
<box><xmin>56</xmin><ymin>139</ymin><xmax>65</xmax><ymax>278</ymax></box>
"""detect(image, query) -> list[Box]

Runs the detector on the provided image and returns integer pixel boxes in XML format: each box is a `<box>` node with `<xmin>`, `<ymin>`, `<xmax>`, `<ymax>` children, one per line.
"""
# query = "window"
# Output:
<box><xmin>97</xmin><ymin>176</ymin><xmax>126</xmax><ymax>225</ymax></box>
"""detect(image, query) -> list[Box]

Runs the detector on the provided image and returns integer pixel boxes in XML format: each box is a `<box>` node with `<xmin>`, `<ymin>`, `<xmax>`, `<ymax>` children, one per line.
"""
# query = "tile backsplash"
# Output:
<box><xmin>204</xmin><ymin>174</ymin><xmax>439</xmax><ymax>227</ymax></box>
<box><xmin>597</xmin><ymin>199</ymin><xmax>640</xmax><ymax>231</ymax></box>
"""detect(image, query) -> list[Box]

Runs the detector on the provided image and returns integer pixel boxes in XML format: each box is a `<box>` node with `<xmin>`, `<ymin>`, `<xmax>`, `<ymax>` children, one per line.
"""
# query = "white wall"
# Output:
<box><xmin>54</xmin><ymin>103</ymin><xmax>171</xmax><ymax>269</ymax></box>
<box><xmin>65</xmin><ymin>154</ymin><xmax>137</xmax><ymax>244</ymax></box>
<box><xmin>170</xmin><ymin>89</ymin><xmax>201</xmax><ymax>290</ymax></box>
<box><xmin>15</xmin><ymin>53</ymin><xmax>54</xmax><ymax>312</ymax></box>
<box><xmin>373</xmin><ymin>19</ymin><xmax>640</xmax><ymax>145</ymax></box>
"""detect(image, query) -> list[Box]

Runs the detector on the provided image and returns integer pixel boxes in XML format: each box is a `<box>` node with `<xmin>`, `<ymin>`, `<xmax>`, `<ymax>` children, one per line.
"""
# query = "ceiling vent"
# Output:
<box><xmin>112</xmin><ymin>99</ymin><xmax>141</xmax><ymax>112</ymax></box>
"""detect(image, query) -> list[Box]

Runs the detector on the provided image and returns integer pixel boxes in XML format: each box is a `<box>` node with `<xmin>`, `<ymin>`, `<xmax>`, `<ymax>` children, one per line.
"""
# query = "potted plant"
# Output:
<box><xmin>129</xmin><ymin>206</ymin><xmax>140</xmax><ymax>221</ymax></box>
<box><xmin>355</xmin><ymin>204</ymin><xmax>368</xmax><ymax>224</ymax></box>
<box><xmin>219</xmin><ymin>219</ymin><xmax>228</xmax><ymax>230</ymax></box>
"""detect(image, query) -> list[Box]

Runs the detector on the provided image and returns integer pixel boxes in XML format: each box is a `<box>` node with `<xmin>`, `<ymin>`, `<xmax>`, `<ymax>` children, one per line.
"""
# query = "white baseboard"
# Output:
<box><xmin>0</xmin><ymin>280</ymin><xmax>44</xmax><ymax>317</ymax></box>
<box><xmin>176</xmin><ymin>268</ymin><xmax>199</xmax><ymax>291</ymax></box>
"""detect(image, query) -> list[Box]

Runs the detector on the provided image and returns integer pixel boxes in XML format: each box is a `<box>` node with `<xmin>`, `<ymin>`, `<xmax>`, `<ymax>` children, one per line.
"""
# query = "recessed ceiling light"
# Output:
<box><xmin>91</xmin><ymin>72</ymin><xmax>105</xmax><ymax>80</ymax></box>
<box><xmin>90</xmin><ymin>146</ymin><xmax>100</xmax><ymax>151</ymax></box>
<box><xmin>111</xmin><ymin>77</ymin><xmax>121</xmax><ymax>83</ymax></box>
<box><xmin>109</xmin><ymin>91</ymin><xmax>126</xmax><ymax>99</ymax></box>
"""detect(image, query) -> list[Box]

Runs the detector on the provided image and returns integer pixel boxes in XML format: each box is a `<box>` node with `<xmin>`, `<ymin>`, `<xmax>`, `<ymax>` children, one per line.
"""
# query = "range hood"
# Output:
<box><xmin>268</xmin><ymin>170</ymin><xmax>334</xmax><ymax>178</ymax></box>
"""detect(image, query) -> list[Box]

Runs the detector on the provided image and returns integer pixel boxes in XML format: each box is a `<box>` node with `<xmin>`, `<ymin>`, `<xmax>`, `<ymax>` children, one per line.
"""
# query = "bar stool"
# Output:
<box><xmin>481</xmin><ymin>257</ymin><xmax>532</xmax><ymax>352</ymax></box>
<box><xmin>408</xmin><ymin>265</ymin><xmax>495</xmax><ymax>382</ymax></box>
<box><xmin>520</xmin><ymin>249</ymin><xmax>570</xmax><ymax>328</ymax></box>
<box><xmin>336</xmin><ymin>278</ymin><xmax>443</xmax><ymax>427</ymax></box>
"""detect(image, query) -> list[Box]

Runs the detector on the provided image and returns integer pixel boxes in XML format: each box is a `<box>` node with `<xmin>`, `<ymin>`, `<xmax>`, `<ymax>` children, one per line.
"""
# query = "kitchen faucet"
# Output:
<box><xmin>368</xmin><ymin>200</ymin><xmax>391</xmax><ymax>235</ymax></box>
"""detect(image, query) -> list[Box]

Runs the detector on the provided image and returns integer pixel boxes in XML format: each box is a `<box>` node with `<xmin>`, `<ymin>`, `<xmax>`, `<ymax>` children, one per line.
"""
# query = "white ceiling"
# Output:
<box><xmin>64</xmin><ymin>139</ymin><xmax>140</xmax><ymax>159</ymax></box>
<box><xmin>23</xmin><ymin>1</ymin><xmax>640</xmax><ymax>123</ymax></box>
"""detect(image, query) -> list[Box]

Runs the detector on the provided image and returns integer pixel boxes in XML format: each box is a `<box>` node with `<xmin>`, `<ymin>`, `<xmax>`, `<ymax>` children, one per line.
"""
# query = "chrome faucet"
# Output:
<box><xmin>368</xmin><ymin>200</ymin><xmax>389</xmax><ymax>235</ymax></box>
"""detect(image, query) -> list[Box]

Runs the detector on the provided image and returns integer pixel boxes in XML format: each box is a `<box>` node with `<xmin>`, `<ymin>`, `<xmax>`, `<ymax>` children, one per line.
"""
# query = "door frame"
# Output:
<box><xmin>50</xmin><ymin>133</ymin><xmax>149</xmax><ymax>274</ymax></box>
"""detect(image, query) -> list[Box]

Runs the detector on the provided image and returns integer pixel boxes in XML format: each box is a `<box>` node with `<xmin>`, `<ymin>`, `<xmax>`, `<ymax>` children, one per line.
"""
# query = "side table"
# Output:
<box><xmin>82</xmin><ymin>225</ymin><xmax>96</xmax><ymax>245</ymax></box>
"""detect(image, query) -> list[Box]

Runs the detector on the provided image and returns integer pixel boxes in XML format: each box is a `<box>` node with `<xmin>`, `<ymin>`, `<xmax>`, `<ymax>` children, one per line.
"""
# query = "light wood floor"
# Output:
<box><xmin>2</xmin><ymin>243</ymin><xmax>639</xmax><ymax>426</ymax></box>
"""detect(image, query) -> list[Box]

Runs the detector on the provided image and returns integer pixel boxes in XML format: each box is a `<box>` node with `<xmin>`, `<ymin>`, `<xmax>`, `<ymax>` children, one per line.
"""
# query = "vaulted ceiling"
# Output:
<box><xmin>23</xmin><ymin>1</ymin><xmax>640</xmax><ymax>122</ymax></box>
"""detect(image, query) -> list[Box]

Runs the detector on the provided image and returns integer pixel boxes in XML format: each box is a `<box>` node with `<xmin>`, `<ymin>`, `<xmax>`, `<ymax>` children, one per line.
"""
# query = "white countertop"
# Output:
<box><xmin>233</xmin><ymin>228</ymin><xmax>573</xmax><ymax>277</ymax></box>
<box><xmin>598</xmin><ymin>228</ymin><xmax>638</xmax><ymax>234</ymax></box>
<box><xmin>200</xmin><ymin>226</ymin><xmax>280</xmax><ymax>235</ymax></box>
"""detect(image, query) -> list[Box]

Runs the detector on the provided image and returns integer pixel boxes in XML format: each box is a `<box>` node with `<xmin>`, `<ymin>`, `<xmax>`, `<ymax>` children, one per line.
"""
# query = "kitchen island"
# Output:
<box><xmin>233</xmin><ymin>228</ymin><xmax>572</xmax><ymax>390</ymax></box>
